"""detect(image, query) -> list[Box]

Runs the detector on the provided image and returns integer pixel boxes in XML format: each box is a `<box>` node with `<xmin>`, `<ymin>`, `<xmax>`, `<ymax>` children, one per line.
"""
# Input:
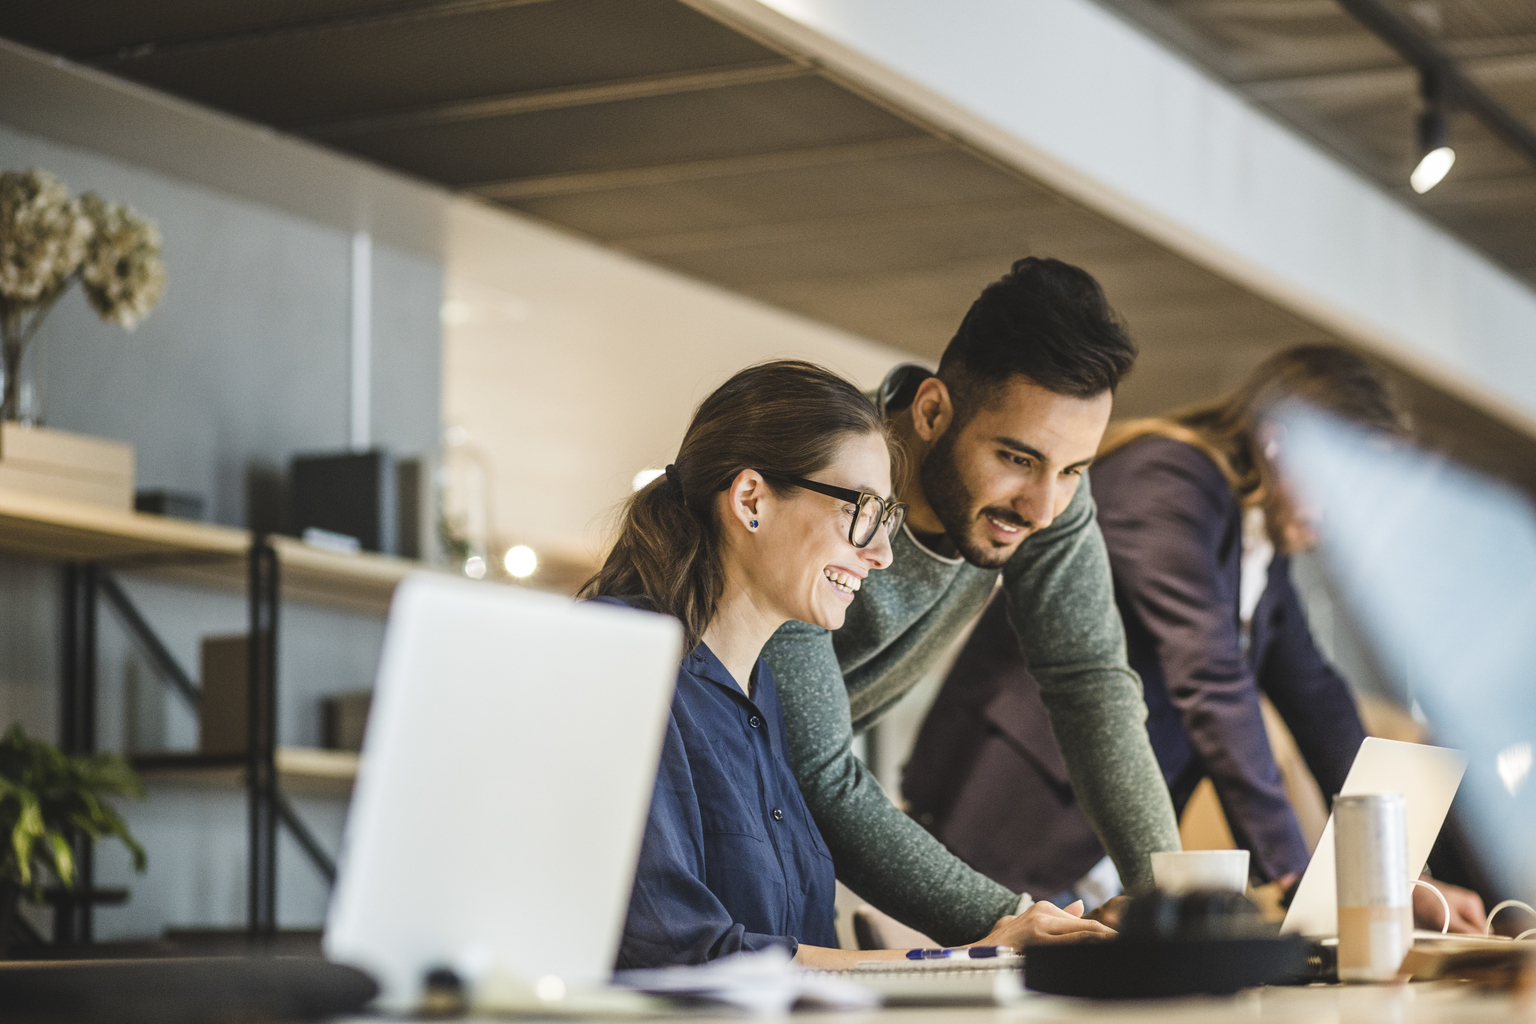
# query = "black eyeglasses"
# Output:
<box><xmin>764</xmin><ymin>473</ymin><xmax>907</xmax><ymax>549</ymax></box>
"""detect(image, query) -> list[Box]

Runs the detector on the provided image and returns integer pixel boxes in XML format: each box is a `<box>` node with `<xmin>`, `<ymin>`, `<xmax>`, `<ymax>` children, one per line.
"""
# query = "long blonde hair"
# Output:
<box><xmin>1099</xmin><ymin>345</ymin><xmax>1405</xmax><ymax>539</ymax></box>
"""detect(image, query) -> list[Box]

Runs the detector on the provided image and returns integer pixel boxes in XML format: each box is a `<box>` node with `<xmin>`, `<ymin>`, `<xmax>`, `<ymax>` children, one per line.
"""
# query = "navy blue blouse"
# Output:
<box><xmin>601</xmin><ymin>601</ymin><xmax>838</xmax><ymax>969</ymax></box>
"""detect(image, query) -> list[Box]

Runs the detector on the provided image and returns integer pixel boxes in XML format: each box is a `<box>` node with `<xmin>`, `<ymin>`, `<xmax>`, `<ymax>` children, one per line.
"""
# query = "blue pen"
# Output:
<box><xmin>906</xmin><ymin>945</ymin><xmax>1017</xmax><ymax>960</ymax></box>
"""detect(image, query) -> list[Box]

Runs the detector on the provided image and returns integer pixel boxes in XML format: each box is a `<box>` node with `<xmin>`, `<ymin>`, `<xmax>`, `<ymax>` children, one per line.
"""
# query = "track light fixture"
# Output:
<box><xmin>1411</xmin><ymin>70</ymin><xmax>1455</xmax><ymax>194</ymax></box>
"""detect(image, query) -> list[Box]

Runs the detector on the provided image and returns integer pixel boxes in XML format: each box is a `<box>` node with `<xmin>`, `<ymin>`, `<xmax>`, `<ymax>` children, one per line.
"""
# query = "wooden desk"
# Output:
<box><xmin>341</xmin><ymin>981</ymin><xmax>1530</xmax><ymax>1024</ymax></box>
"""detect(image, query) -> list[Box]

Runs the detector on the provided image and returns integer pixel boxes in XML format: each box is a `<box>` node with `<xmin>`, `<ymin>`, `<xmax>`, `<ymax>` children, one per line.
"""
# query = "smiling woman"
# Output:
<box><xmin>581</xmin><ymin>359</ymin><xmax>898</xmax><ymax>655</ymax></box>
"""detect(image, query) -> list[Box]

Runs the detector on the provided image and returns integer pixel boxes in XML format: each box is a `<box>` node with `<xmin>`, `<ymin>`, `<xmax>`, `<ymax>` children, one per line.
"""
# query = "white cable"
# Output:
<box><xmin>1484</xmin><ymin>899</ymin><xmax>1536</xmax><ymax>936</ymax></box>
<box><xmin>1411</xmin><ymin>879</ymin><xmax>1450</xmax><ymax>934</ymax></box>
<box><xmin>1517</xmin><ymin>929</ymin><xmax>1536</xmax><ymax>942</ymax></box>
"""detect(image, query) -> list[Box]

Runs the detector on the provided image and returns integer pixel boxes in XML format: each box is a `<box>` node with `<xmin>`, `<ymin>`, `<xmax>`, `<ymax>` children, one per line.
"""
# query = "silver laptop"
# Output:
<box><xmin>1281</xmin><ymin>737</ymin><xmax>1466</xmax><ymax>937</ymax></box>
<box><xmin>324</xmin><ymin>575</ymin><xmax>683</xmax><ymax>1010</ymax></box>
<box><xmin>1276</xmin><ymin>403</ymin><xmax>1536</xmax><ymax>910</ymax></box>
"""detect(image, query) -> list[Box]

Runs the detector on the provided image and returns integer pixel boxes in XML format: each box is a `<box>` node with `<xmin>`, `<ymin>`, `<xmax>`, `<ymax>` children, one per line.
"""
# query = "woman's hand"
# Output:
<box><xmin>1084</xmin><ymin>895</ymin><xmax>1130</xmax><ymax>930</ymax></box>
<box><xmin>978</xmin><ymin>899</ymin><xmax>1117</xmax><ymax>948</ymax></box>
<box><xmin>1414</xmin><ymin>877</ymin><xmax>1486</xmax><ymax>935</ymax></box>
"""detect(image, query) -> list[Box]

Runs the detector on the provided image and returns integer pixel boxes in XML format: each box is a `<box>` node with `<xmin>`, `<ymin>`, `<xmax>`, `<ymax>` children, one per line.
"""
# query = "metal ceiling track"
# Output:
<box><xmin>1336</xmin><ymin>0</ymin><xmax>1536</xmax><ymax>173</ymax></box>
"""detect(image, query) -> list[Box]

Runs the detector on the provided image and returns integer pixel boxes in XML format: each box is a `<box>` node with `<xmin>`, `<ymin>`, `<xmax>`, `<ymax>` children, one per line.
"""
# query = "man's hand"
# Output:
<box><xmin>1085</xmin><ymin>895</ymin><xmax>1130</xmax><ymax>930</ymax></box>
<box><xmin>979</xmin><ymin>899</ymin><xmax>1117</xmax><ymax>948</ymax></box>
<box><xmin>1414</xmin><ymin>877</ymin><xmax>1485</xmax><ymax>935</ymax></box>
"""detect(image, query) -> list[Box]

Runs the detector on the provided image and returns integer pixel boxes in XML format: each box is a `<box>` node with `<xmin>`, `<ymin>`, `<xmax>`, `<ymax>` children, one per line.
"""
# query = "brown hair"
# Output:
<box><xmin>1100</xmin><ymin>345</ymin><xmax>1405</xmax><ymax>540</ymax></box>
<box><xmin>581</xmin><ymin>360</ymin><xmax>895</xmax><ymax>649</ymax></box>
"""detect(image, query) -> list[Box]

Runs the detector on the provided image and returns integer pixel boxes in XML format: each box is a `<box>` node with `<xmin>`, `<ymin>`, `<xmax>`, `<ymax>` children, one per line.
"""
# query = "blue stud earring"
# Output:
<box><xmin>750</xmin><ymin>519</ymin><xmax>759</xmax><ymax>530</ymax></box>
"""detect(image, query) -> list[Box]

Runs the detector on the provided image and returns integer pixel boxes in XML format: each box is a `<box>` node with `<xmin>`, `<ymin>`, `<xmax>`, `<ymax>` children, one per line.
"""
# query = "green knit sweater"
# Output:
<box><xmin>761</xmin><ymin>372</ymin><xmax>1181</xmax><ymax>947</ymax></box>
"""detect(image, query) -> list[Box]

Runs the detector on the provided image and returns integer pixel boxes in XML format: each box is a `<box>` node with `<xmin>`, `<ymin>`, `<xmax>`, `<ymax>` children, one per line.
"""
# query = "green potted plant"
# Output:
<box><xmin>0</xmin><ymin>723</ymin><xmax>147</xmax><ymax>948</ymax></box>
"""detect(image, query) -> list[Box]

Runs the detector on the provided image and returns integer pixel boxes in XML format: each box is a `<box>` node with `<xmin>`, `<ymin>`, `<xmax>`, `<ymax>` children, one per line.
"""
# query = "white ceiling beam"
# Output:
<box><xmin>684</xmin><ymin>0</ymin><xmax>1536</xmax><ymax>437</ymax></box>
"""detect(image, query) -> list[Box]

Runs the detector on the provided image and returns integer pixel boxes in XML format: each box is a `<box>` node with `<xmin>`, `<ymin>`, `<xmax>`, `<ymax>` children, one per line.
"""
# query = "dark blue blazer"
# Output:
<box><xmin>601</xmin><ymin>598</ymin><xmax>837</xmax><ymax>969</ymax></box>
<box><xmin>1093</xmin><ymin>436</ymin><xmax>1367</xmax><ymax>881</ymax></box>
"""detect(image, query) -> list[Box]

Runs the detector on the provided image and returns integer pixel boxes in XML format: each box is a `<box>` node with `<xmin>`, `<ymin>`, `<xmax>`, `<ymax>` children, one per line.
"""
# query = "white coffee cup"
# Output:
<box><xmin>1150</xmin><ymin>850</ymin><xmax>1251</xmax><ymax>895</ymax></box>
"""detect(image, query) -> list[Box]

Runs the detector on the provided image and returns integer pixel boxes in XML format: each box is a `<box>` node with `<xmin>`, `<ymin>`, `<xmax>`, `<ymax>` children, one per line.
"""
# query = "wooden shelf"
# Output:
<box><xmin>132</xmin><ymin>747</ymin><xmax>360</xmax><ymax>798</ymax></box>
<box><xmin>0</xmin><ymin>486</ymin><xmax>439</xmax><ymax>614</ymax></box>
<box><xmin>0</xmin><ymin>487</ymin><xmax>248</xmax><ymax>564</ymax></box>
<box><xmin>268</xmin><ymin>535</ymin><xmax>424</xmax><ymax>615</ymax></box>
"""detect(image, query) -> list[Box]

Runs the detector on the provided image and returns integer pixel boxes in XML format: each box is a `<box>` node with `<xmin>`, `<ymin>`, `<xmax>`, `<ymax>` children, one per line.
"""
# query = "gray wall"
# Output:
<box><xmin>0</xmin><ymin>119</ymin><xmax>442</xmax><ymax>938</ymax></box>
<box><xmin>2</xmin><ymin>123</ymin><xmax>441</xmax><ymax>525</ymax></box>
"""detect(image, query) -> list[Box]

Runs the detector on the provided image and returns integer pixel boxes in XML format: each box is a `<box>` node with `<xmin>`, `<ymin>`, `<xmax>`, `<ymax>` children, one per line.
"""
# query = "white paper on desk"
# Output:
<box><xmin>614</xmin><ymin>947</ymin><xmax>879</xmax><ymax>1013</ymax></box>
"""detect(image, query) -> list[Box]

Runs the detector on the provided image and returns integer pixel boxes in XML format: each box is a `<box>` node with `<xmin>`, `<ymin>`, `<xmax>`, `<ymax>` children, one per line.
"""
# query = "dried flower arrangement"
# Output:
<box><xmin>0</xmin><ymin>168</ymin><xmax>166</xmax><ymax>422</ymax></box>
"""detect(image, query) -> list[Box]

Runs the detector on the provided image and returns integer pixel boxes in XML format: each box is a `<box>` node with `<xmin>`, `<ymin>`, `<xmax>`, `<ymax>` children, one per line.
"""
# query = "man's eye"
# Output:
<box><xmin>1004</xmin><ymin>452</ymin><xmax>1030</xmax><ymax>467</ymax></box>
<box><xmin>1063</xmin><ymin>466</ymin><xmax>1084</xmax><ymax>478</ymax></box>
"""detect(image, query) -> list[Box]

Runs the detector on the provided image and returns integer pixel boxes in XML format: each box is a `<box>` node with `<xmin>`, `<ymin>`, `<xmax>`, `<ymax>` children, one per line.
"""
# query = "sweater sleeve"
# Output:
<box><xmin>1094</xmin><ymin>442</ymin><xmax>1307</xmax><ymax>881</ymax></box>
<box><xmin>1002</xmin><ymin>473</ymin><xmax>1182</xmax><ymax>895</ymax></box>
<box><xmin>765</xmin><ymin>618</ymin><xmax>1019</xmax><ymax>946</ymax></box>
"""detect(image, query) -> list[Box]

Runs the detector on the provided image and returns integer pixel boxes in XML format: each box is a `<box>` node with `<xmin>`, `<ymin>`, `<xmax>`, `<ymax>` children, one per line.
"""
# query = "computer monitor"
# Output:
<box><xmin>324</xmin><ymin>575</ymin><xmax>683</xmax><ymax>1009</ymax></box>
<box><xmin>1275</xmin><ymin>404</ymin><xmax>1536</xmax><ymax>908</ymax></box>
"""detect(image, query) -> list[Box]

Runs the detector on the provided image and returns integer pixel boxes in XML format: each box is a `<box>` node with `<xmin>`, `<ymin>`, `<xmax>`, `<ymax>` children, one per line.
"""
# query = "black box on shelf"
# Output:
<box><xmin>322</xmin><ymin>690</ymin><xmax>373</xmax><ymax>752</ymax></box>
<box><xmin>135</xmin><ymin>489</ymin><xmax>206</xmax><ymax>521</ymax></box>
<box><xmin>290</xmin><ymin>450</ymin><xmax>398</xmax><ymax>555</ymax></box>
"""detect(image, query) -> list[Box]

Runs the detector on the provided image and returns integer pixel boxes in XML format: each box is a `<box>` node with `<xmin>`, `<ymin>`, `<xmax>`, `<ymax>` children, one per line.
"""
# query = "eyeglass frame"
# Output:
<box><xmin>758</xmin><ymin>472</ymin><xmax>908</xmax><ymax>549</ymax></box>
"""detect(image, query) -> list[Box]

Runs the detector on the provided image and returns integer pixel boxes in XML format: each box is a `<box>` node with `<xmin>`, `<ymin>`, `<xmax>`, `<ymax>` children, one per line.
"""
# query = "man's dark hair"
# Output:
<box><xmin>937</xmin><ymin>257</ymin><xmax>1136</xmax><ymax>413</ymax></box>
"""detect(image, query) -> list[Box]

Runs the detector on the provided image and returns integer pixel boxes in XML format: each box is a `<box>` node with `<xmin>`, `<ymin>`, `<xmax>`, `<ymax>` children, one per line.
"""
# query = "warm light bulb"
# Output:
<box><xmin>504</xmin><ymin>545</ymin><xmax>537</xmax><ymax>578</ymax></box>
<box><xmin>439</xmin><ymin>299</ymin><xmax>474</xmax><ymax>326</ymax></box>
<box><xmin>1410</xmin><ymin>146</ymin><xmax>1455</xmax><ymax>194</ymax></box>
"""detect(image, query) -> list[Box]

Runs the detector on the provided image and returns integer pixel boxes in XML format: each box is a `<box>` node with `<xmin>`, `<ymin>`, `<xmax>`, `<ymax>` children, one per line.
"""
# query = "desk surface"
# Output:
<box><xmin>437</xmin><ymin>984</ymin><xmax>1517</xmax><ymax>1024</ymax></box>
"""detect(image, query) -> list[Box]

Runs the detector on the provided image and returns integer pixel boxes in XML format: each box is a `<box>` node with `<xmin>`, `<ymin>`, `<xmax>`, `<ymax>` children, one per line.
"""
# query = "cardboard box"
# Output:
<box><xmin>200</xmin><ymin>634</ymin><xmax>249</xmax><ymax>755</ymax></box>
<box><xmin>0</xmin><ymin>423</ymin><xmax>135</xmax><ymax>509</ymax></box>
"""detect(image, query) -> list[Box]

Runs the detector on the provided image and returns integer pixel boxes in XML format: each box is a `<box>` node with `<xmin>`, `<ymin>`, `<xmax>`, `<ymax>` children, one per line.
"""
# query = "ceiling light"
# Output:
<box><xmin>463</xmin><ymin>555</ymin><xmax>487</xmax><ymax>580</ymax></box>
<box><xmin>1411</xmin><ymin>146</ymin><xmax>1455</xmax><ymax>194</ymax></box>
<box><xmin>504</xmin><ymin>545</ymin><xmax>537</xmax><ymax>578</ymax></box>
<box><xmin>1411</xmin><ymin>71</ymin><xmax>1455</xmax><ymax>194</ymax></box>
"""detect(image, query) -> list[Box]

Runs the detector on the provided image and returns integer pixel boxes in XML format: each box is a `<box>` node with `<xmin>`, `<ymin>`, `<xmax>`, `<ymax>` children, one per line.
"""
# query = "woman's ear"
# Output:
<box><xmin>723</xmin><ymin>468</ymin><xmax>767</xmax><ymax>534</ymax></box>
<box><xmin>910</xmin><ymin>376</ymin><xmax>955</xmax><ymax>443</ymax></box>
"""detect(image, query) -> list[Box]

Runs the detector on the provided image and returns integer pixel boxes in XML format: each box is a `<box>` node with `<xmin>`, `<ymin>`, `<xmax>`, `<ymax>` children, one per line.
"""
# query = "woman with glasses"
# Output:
<box><xmin>585</xmin><ymin>360</ymin><xmax>1114</xmax><ymax>969</ymax></box>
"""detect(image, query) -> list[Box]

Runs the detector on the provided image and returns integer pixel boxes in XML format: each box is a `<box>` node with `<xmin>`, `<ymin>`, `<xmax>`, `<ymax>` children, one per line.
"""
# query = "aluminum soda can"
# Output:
<box><xmin>1335</xmin><ymin>792</ymin><xmax>1413</xmax><ymax>982</ymax></box>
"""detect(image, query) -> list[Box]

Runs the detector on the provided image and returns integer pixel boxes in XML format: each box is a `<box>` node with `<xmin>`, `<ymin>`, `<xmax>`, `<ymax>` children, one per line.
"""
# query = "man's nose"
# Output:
<box><xmin>1013</xmin><ymin>480</ymin><xmax>1056</xmax><ymax>532</ymax></box>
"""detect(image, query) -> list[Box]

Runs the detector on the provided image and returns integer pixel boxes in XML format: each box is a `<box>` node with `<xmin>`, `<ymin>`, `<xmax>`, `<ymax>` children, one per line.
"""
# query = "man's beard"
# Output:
<box><xmin>918</xmin><ymin>429</ymin><xmax>1032</xmax><ymax>569</ymax></box>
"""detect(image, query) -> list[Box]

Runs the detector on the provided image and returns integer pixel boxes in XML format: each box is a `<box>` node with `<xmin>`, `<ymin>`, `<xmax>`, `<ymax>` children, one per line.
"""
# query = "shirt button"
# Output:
<box><xmin>772</xmin><ymin>808</ymin><xmax>784</xmax><ymax>821</ymax></box>
<box><xmin>749</xmin><ymin>715</ymin><xmax>762</xmax><ymax>729</ymax></box>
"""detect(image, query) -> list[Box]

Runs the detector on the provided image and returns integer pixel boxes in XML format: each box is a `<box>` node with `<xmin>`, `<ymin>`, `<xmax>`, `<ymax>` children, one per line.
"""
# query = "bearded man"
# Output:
<box><xmin>763</xmin><ymin>257</ymin><xmax>1180</xmax><ymax>946</ymax></box>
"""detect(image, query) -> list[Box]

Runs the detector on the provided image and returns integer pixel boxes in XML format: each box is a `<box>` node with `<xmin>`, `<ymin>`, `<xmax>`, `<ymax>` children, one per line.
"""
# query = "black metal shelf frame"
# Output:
<box><xmin>56</xmin><ymin>535</ymin><xmax>337</xmax><ymax>944</ymax></box>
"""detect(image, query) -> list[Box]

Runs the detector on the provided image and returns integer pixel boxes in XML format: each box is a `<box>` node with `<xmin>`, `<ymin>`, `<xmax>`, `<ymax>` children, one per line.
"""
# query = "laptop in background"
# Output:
<box><xmin>324</xmin><ymin>574</ymin><xmax>683</xmax><ymax>1010</ymax></box>
<box><xmin>1276</xmin><ymin>404</ymin><xmax>1536</xmax><ymax>910</ymax></box>
<box><xmin>1281</xmin><ymin>737</ymin><xmax>1466</xmax><ymax>937</ymax></box>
